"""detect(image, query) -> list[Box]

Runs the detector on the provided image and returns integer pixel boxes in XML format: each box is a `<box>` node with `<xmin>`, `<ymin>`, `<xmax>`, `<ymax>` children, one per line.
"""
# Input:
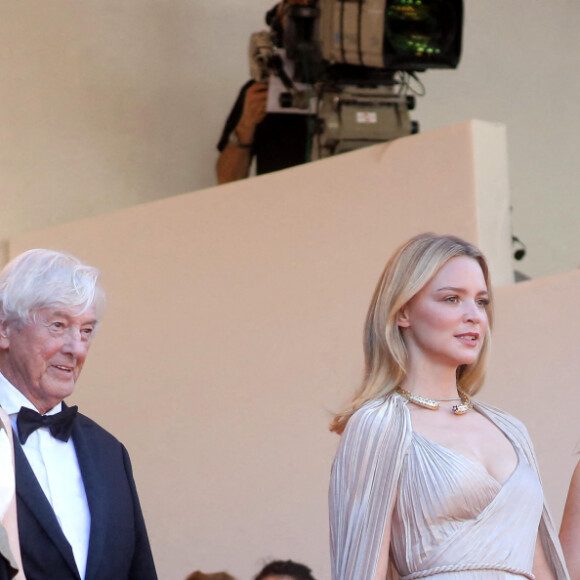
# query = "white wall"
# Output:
<box><xmin>0</xmin><ymin>0</ymin><xmax>579</xmax><ymax>280</ymax></box>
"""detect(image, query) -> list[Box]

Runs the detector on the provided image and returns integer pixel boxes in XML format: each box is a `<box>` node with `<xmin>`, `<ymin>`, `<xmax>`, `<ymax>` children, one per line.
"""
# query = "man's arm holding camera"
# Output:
<box><xmin>216</xmin><ymin>82</ymin><xmax>268</xmax><ymax>184</ymax></box>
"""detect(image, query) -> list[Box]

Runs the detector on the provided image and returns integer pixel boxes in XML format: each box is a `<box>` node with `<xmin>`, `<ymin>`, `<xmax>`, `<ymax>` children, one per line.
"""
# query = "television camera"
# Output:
<box><xmin>249</xmin><ymin>0</ymin><xmax>463</xmax><ymax>159</ymax></box>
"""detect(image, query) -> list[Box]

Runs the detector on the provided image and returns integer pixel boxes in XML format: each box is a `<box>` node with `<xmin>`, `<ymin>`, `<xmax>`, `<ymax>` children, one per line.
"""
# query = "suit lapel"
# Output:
<box><xmin>13</xmin><ymin>439</ymin><xmax>79</xmax><ymax>577</ymax></box>
<box><xmin>72</xmin><ymin>418</ymin><xmax>108</xmax><ymax>580</ymax></box>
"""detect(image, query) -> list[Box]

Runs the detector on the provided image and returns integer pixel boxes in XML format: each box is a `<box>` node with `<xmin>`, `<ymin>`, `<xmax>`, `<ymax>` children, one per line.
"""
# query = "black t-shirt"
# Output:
<box><xmin>217</xmin><ymin>80</ymin><xmax>313</xmax><ymax>176</ymax></box>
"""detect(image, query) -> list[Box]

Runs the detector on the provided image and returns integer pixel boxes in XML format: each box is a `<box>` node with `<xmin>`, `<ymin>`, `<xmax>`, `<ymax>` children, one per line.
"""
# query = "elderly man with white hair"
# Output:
<box><xmin>0</xmin><ymin>249</ymin><xmax>157</xmax><ymax>580</ymax></box>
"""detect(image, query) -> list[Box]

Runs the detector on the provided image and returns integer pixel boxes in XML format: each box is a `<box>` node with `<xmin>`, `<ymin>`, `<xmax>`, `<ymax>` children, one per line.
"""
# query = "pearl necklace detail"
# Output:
<box><xmin>395</xmin><ymin>386</ymin><xmax>473</xmax><ymax>415</ymax></box>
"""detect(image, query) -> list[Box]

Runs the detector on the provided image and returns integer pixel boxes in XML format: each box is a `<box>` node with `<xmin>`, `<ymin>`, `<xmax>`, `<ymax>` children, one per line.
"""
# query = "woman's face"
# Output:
<box><xmin>398</xmin><ymin>256</ymin><xmax>489</xmax><ymax>370</ymax></box>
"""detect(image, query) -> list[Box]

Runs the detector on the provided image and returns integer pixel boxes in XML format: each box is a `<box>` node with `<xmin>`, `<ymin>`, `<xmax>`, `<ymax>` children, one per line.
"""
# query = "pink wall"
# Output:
<box><xmin>6</xmin><ymin>121</ymin><xmax>567</xmax><ymax>580</ymax></box>
<box><xmin>485</xmin><ymin>270</ymin><xmax>580</xmax><ymax>523</ymax></box>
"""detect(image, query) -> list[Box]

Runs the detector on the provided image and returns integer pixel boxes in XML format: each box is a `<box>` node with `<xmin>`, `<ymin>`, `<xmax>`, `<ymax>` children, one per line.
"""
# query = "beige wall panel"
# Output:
<box><xmin>472</xmin><ymin>121</ymin><xmax>513</xmax><ymax>286</ymax></box>
<box><xmin>484</xmin><ymin>270</ymin><xmax>580</xmax><ymax>525</ymax></box>
<box><xmin>8</xmin><ymin>122</ymin><xmax>515</xmax><ymax>580</ymax></box>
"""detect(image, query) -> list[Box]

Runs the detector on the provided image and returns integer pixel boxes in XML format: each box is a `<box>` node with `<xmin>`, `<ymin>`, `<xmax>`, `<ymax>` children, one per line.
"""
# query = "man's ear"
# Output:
<box><xmin>0</xmin><ymin>321</ymin><xmax>10</xmax><ymax>350</ymax></box>
<box><xmin>397</xmin><ymin>305</ymin><xmax>411</xmax><ymax>329</ymax></box>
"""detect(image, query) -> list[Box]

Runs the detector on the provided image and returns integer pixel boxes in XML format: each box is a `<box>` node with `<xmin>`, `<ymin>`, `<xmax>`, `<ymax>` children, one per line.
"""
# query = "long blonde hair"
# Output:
<box><xmin>330</xmin><ymin>233</ymin><xmax>493</xmax><ymax>434</ymax></box>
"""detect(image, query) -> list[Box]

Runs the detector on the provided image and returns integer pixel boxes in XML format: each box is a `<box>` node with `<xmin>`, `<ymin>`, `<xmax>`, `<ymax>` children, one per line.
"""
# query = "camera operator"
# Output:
<box><xmin>216</xmin><ymin>1</ymin><xmax>313</xmax><ymax>184</ymax></box>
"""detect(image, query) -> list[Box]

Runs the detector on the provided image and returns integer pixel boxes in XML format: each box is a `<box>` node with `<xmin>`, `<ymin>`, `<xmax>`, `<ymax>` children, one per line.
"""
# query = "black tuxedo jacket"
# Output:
<box><xmin>13</xmin><ymin>412</ymin><xmax>158</xmax><ymax>580</ymax></box>
<box><xmin>0</xmin><ymin>552</ymin><xmax>10</xmax><ymax>580</ymax></box>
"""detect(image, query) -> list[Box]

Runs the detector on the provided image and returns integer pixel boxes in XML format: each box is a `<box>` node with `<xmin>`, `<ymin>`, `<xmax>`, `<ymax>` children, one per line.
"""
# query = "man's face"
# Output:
<box><xmin>0</xmin><ymin>306</ymin><xmax>97</xmax><ymax>414</ymax></box>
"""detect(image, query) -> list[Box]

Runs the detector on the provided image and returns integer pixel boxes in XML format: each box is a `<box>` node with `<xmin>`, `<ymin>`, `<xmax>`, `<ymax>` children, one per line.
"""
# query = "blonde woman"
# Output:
<box><xmin>329</xmin><ymin>233</ymin><xmax>568</xmax><ymax>580</ymax></box>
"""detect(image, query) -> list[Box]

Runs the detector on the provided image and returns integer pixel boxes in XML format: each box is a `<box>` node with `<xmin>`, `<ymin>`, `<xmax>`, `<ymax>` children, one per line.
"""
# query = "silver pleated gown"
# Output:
<box><xmin>329</xmin><ymin>393</ymin><xmax>569</xmax><ymax>580</ymax></box>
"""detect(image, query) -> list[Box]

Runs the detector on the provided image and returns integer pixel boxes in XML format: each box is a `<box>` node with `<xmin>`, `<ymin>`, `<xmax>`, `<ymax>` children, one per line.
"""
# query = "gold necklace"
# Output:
<box><xmin>395</xmin><ymin>386</ymin><xmax>473</xmax><ymax>415</ymax></box>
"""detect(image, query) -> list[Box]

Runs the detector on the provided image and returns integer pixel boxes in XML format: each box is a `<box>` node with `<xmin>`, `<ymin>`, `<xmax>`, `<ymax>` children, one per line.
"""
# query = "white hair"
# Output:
<box><xmin>0</xmin><ymin>249</ymin><xmax>105</xmax><ymax>327</ymax></box>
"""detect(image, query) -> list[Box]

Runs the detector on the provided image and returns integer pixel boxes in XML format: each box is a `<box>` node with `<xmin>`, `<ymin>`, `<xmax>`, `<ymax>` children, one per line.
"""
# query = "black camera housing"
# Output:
<box><xmin>281</xmin><ymin>0</ymin><xmax>463</xmax><ymax>84</ymax></box>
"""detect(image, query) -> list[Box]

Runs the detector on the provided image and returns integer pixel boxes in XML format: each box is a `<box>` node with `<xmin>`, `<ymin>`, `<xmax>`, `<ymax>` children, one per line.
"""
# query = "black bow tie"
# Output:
<box><xmin>17</xmin><ymin>405</ymin><xmax>78</xmax><ymax>445</ymax></box>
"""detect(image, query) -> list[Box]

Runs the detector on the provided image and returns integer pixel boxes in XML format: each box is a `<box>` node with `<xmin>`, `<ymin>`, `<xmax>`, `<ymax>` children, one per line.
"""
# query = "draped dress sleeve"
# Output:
<box><xmin>329</xmin><ymin>393</ymin><xmax>412</xmax><ymax>580</ymax></box>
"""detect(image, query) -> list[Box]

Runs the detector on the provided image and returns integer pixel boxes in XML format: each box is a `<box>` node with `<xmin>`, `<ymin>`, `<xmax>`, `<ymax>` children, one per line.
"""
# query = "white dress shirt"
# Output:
<box><xmin>0</xmin><ymin>372</ymin><xmax>91</xmax><ymax>579</ymax></box>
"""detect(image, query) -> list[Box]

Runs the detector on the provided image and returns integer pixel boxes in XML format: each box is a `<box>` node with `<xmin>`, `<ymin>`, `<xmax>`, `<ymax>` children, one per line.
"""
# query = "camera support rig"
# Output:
<box><xmin>311</xmin><ymin>82</ymin><xmax>418</xmax><ymax>159</ymax></box>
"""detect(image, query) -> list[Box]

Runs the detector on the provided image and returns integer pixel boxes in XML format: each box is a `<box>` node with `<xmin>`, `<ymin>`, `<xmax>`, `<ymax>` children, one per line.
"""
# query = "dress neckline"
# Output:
<box><xmin>411</xmin><ymin>430</ymin><xmax>521</xmax><ymax>488</ymax></box>
<box><xmin>401</xmin><ymin>395</ymin><xmax>522</xmax><ymax>488</ymax></box>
